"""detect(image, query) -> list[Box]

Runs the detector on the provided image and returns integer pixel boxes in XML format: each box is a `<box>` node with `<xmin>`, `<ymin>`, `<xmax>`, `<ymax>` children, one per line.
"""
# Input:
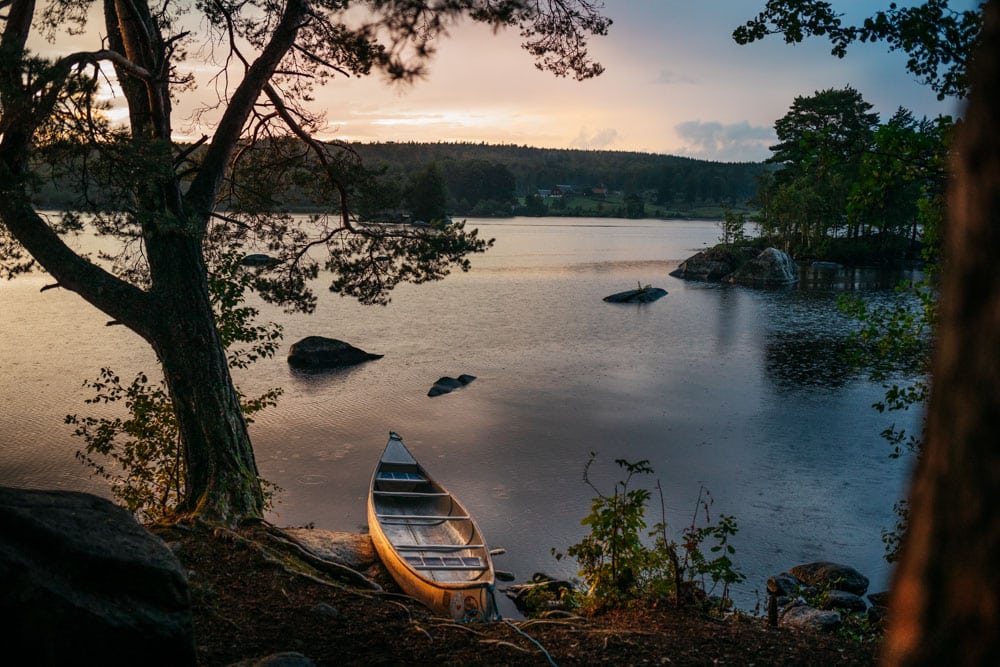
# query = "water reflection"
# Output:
<box><xmin>765</xmin><ymin>334</ymin><xmax>854</xmax><ymax>389</ymax></box>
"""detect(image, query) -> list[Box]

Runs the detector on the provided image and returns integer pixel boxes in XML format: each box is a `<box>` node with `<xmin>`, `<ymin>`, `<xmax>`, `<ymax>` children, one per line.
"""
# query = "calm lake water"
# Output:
<box><xmin>0</xmin><ymin>216</ymin><xmax>921</xmax><ymax>613</ymax></box>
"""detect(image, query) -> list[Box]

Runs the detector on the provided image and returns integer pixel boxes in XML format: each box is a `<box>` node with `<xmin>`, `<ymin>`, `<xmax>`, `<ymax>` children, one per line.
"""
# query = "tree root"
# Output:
<box><xmin>209</xmin><ymin>525</ymin><xmax>381</xmax><ymax>596</ymax></box>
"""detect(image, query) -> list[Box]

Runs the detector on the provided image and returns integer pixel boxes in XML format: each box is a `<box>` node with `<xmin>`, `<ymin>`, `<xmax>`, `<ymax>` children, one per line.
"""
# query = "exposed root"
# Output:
<box><xmin>479</xmin><ymin>639</ymin><xmax>533</xmax><ymax>653</ymax></box>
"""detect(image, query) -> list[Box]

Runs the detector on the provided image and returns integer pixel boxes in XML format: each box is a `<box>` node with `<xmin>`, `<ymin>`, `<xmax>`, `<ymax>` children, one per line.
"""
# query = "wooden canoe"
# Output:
<box><xmin>367</xmin><ymin>432</ymin><xmax>498</xmax><ymax>621</ymax></box>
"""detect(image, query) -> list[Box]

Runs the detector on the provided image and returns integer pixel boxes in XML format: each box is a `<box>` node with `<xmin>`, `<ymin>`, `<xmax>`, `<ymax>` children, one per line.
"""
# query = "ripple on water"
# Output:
<box><xmin>297</xmin><ymin>474</ymin><xmax>329</xmax><ymax>485</ymax></box>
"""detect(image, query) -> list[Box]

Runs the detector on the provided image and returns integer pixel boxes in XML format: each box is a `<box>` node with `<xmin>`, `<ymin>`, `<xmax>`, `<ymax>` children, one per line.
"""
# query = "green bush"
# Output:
<box><xmin>553</xmin><ymin>454</ymin><xmax>744</xmax><ymax>615</ymax></box>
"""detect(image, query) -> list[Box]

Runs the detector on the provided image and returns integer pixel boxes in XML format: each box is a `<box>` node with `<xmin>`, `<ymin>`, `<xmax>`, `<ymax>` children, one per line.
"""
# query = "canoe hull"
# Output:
<box><xmin>367</xmin><ymin>503</ymin><xmax>493</xmax><ymax>619</ymax></box>
<box><xmin>368</xmin><ymin>432</ymin><xmax>497</xmax><ymax>621</ymax></box>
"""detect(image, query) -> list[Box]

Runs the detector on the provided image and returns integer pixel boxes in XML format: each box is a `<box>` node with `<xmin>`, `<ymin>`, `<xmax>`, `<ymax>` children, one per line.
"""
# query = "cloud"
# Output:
<box><xmin>570</xmin><ymin>127</ymin><xmax>621</xmax><ymax>150</ymax></box>
<box><xmin>674</xmin><ymin>120</ymin><xmax>775</xmax><ymax>162</ymax></box>
<box><xmin>652</xmin><ymin>69</ymin><xmax>697</xmax><ymax>85</ymax></box>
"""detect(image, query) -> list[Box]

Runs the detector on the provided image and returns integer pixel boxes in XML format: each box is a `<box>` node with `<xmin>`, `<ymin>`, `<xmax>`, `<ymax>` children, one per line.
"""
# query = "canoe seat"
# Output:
<box><xmin>377</xmin><ymin>471</ymin><xmax>426</xmax><ymax>483</ymax></box>
<box><xmin>377</xmin><ymin>513</ymin><xmax>472</xmax><ymax>522</ymax></box>
<box><xmin>372</xmin><ymin>490</ymin><xmax>449</xmax><ymax>497</ymax></box>
<box><xmin>394</xmin><ymin>544</ymin><xmax>485</xmax><ymax>551</ymax></box>
<box><xmin>404</xmin><ymin>555</ymin><xmax>486</xmax><ymax>571</ymax></box>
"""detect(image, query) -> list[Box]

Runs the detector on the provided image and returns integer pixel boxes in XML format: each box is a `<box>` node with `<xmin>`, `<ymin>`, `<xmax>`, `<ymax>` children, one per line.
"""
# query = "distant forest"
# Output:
<box><xmin>353</xmin><ymin>142</ymin><xmax>765</xmax><ymax>219</ymax></box>
<box><xmin>30</xmin><ymin>141</ymin><xmax>766</xmax><ymax>219</ymax></box>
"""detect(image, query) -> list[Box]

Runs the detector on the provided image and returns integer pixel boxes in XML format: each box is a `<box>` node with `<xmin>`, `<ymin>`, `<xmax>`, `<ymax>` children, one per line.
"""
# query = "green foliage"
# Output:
<box><xmin>560</xmin><ymin>456</ymin><xmax>654</xmax><ymax>604</ymax></box>
<box><xmin>623</xmin><ymin>193</ymin><xmax>646</xmax><ymax>219</ymax></box>
<box><xmin>799</xmin><ymin>578</ymin><xmax>884</xmax><ymax>643</ymax></box>
<box><xmin>553</xmin><ymin>454</ymin><xmax>744</xmax><ymax>614</ymax></box>
<box><xmin>839</xmin><ymin>274</ymin><xmax>935</xmax><ymax>561</ymax></box>
<box><xmin>679</xmin><ymin>488</ymin><xmax>746</xmax><ymax>607</ymax></box>
<box><xmin>719</xmin><ymin>210</ymin><xmax>749</xmax><ymax>244</ymax></box>
<box><xmin>68</xmin><ymin>251</ymin><xmax>283</xmax><ymax>522</ymax></box>
<box><xmin>734</xmin><ymin>1</ymin><xmax>983</xmax><ymax>100</ymax></box>
<box><xmin>757</xmin><ymin>86</ymin><xmax>879</xmax><ymax>254</ymax></box>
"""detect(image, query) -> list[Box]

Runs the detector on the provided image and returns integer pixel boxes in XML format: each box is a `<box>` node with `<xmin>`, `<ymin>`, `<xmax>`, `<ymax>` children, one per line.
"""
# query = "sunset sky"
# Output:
<box><xmin>35</xmin><ymin>0</ymin><xmax>973</xmax><ymax>163</ymax></box>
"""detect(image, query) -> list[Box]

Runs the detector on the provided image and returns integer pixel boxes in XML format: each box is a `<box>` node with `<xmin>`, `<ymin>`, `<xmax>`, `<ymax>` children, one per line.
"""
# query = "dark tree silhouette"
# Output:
<box><xmin>884</xmin><ymin>1</ymin><xmax>1000</xmax><ymax>663</ymax></box>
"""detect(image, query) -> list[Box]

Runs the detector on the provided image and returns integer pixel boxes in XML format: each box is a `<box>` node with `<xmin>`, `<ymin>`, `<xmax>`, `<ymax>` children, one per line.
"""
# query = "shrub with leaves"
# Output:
<box><xmin>554</xmin><ymin>454</ymin><xmax>744</xmax><ymax>614</ymax></box>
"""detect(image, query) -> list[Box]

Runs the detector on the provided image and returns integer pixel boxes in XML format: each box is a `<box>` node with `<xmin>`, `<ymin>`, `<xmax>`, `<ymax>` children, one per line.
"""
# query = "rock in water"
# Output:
<box><xmin>729</xmin><ymin>248</ymin><xmax>798</xmax><ymax>285</ymax></box>
<box><xmin>670</xmin><ymin>245</ymin><xmax>759</xmax><ymax>281</ymax></box>
<box><xmin>427</xmin><ymin>374</ymin><xmax>476</xmax><ymax>397</ymax></box>
<box><xmin>287</xmin><ymin>336</ymin><xmax>383</xmax><ymax>370</ymax></box>
<box><xmin>603</xmin><ymin>287</ymin><xmax>668</xmax><ymax>303</ymax></box>
<box><xmin>0</xmin><ymin>487</ymin><xmax>195</xmax><ymax>666</ymax></box>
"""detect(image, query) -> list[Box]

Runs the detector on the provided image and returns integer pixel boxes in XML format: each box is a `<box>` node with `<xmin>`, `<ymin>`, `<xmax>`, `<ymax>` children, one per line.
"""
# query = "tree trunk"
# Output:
<box><xmin>883</xmin><ymin>2</ymin><xmax>1000</xmax><ymax>664</ymax></box>
<box><xmin>147</xmin><ymin>231</ymin><xmax>265</xmax><ymax>523</ymax></box>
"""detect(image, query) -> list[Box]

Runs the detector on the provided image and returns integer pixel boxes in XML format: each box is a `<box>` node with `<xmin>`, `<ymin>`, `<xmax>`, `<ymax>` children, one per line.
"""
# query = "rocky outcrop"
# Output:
<box><xmin>0</xmin><ymin>487</ymin><xmax>195</xmax><ymax>666</ymax></box>
<box><xmin>729</xmin><ymin>247</ymin><xmax>798</xmax><ymax>285</ymax></box>
<box><xmin>287</xmin><ymin>336</ymin><xmax>383</xmax><ymax>370</ymax></box>
<box><xmin>427</xmin><ymin>374</ymin><xmax>476</xmax><ymax>397</ymax></box>
<box><xmin>670</xmin><ymin>245</ymin><xmax>798</xmax><ymax>285</ymax></box>
<box><xmin>670</xmin><ymin>245</ymin><xmax>756</xmax><ymax>281</ymax></box>
<box><xmin>603</xmin><ymin>286</ymin><xmax>668</xmax><ymax>303</ymax></box>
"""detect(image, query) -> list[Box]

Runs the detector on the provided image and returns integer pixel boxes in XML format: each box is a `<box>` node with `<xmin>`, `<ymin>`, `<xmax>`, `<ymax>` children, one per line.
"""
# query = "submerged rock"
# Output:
<box><xmin>603</xmin><ymin>286</ymin><xmax>667</xmax><ymax>303</ymax></box>
<box><xmin>427</xmin><ymin>374</ymin><xmax>476</xmax><ymax>397</ymax></box>
<box><xmin>287</xmin><ymin>336</ymin><xmax>383</xmax><ymax>370</ymax></box>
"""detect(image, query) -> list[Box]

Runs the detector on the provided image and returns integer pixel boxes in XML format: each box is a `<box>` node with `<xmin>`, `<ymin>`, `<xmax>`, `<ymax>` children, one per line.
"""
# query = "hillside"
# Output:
<box><xmin>29</xmin><ymin>141</ymin><xmax>766</xmax><ymax>219</ymax></box>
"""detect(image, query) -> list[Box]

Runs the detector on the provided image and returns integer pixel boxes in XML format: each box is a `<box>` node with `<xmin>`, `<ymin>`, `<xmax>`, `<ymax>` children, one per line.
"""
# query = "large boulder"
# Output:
<box><xmin>790</xmin><ymin>561</ymin><xmax>870</xmax><ymax>596</ymax></box>
<box><xmin>669</xmin><ymin>245</ymin><xmax>752</xmax><ymax>281</ymax></box>
<box><xmin>781</xmin><ymin>604</ymin><xmax>842</xmax><ymax>632</ymax></box>
<box><xmin>0</xmin><ymin>487</ymin><xmax>195</xmax><ymax>666</ymax></box>
<box><xmin>816</xmin><ymin>589</ymin><xmax>868</xmax><ymax>613</ymax></box>
<box><xmin>287</xmin><ymin>336</ymin><xmax>383</xmax><ymax>370</ymax></box>
<box><xmin>729</xmin><ymin>247</ymin><xmax>798</xmax><ymax>285</ymax></box>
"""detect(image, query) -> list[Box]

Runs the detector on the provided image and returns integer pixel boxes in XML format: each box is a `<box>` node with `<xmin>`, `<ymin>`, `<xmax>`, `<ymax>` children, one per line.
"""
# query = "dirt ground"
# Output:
<box><xmin>157</xmin><ymin>523</ymin><xmax>879</xmax><ymax>666</ymax></box>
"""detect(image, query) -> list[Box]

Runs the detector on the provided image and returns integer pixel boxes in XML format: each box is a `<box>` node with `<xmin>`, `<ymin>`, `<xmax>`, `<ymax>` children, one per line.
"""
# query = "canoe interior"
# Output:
<box><xmin>372</xmin><ymin>438</ymin><xmax>493</xmax><ymax>587</ymax></box>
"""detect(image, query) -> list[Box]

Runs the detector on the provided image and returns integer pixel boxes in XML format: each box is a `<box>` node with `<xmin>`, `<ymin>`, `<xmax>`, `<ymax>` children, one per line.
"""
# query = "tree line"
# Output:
<box><xmin>29</xmin><ymin>140</ymin><xmax>766</xmax><ymax>219</ymax></box>
<box><xmin>351</xmin><ymin>142</ymin><xmax>764</xmax><ymax>216</ymax></box>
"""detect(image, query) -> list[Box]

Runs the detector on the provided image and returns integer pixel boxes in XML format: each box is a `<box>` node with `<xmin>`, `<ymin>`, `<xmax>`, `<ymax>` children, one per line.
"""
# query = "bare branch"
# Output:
<box><xmin>57</xmin><ymin>49</ymin><xmax>155</xmax><ymax>81</ymax></box>
<box><xmin>186</xmin><ymin>0</ymin><xmax>308</xmax><ymax>217</ymax></box>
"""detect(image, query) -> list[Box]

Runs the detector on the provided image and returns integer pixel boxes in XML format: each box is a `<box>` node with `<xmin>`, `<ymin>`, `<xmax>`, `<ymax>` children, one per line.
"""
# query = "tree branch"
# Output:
<box><xmin>185</xmin><ymin>0</ymin><xmax>307</xmax><ymax>218</ymax></box>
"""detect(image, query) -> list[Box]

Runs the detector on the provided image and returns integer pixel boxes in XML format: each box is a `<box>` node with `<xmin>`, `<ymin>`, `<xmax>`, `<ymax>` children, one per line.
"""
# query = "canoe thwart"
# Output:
<box><xmin>372</xmin><ymin>490</ymin><xmax>449</xmax><ymax>497</ymax></box>
<box><xmin>376</xmin><ymin>513</ymin><xmax>472</xmax><ymax>521</ymax></box>
<box><xmin>394</xmin><ymin>544</ymin><xmax>485</xmax><ymax>551</ymax></box>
